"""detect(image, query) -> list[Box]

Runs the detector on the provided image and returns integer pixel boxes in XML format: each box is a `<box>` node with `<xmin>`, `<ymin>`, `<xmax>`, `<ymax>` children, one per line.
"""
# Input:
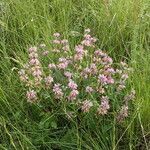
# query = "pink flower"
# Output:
<box><xmin>57</xmin><ymin>62</ymin><xmax>68</xmax><ymax>69</ymax></box>
<box><xmin>98</xmin><ymin>87</ymin><xmax>105</xmax><ymax>94</ymax></box>
<box><xmin>61</xmin><ymin>39</ymin><xmax>68</xmax><ymax>44</ymax></box>
<box><xmin>121</xmin><ymin>74</ymin><xmax>129</xmax><ymax>80</ymax></box>
<box><xmin>102</xmin><ymin>56</ymin><xmax>113</xmax><ymax>64</ymax></box>
<box><xmin>75</xmin><ymin>45</ymin><xmax>84</xmax><ymax>54</ymax></box>
<box><xmin>29</xmin><ymin>58</ymin><xmax>40</xmax><ymax>66</ymax></box>
<box><xmin>62</xmin><ymin>45</ymin><xmax>69</xmax><ymax>52</ymax></box>
<box><xmin>81</xmin><ymin>100</ymin><xmax>93</xmax><ymax>112</ymax></box>
<box><xmin>68</xmin><ymin>90</ymin><xmax>79</xmax><ymax>101</ymax></box>
<box><xmin>90</xmin><ymin>63</ymin><xmax>97</xmax><ymax>74</ymax></box>
<box><xmin>105</xmin><ymin>68</ymin><xmax>115</xmax><ymax>74</ymax></box>
<box><xmin>94</xmin><ymin>50</ymin><xmax>107</xmax><ymax>57</ymax></box>
<box><xmin>86</xmin><ymin>86</ymin><xmax>94</xmax><ymax>93</ymax></box>
<box><xmin>107</xmin><ymin>76</ymin><xmax>114</xmax><ymax>84</ymax></box>
<box><xmin>48</xmin><ymin>63</ymin><xmax>56</xmax><ymax>69</ymax></box>
<box><xmin>117</xmin><ymin>84</ymin><xmax>126</xmax><ymax>91</ymax></box>
<box><xmin>45</xmin><ymin>75</ymin><xmax>53</xmax><ymax>86</ymax></box>
<box><xmin>26</xmin><ymin>90</ymin><xmax>37</xmax><ymax>103</ymax></box>
<box><xmin>81</xmin><ymin>67</ymin><xmax>91</xmax><ymax>78</ymax></box>
<box><xmin>68</xmin><ymin>79</ymin><xmax>78</xmax><ymax>90</ymax></box>
<box><xmin>29</xmin><ymin>52</ymin><xmax>38</xmax><ymax>58</ymax></box>
<box><xmin>42</xmin><ymin>51</ymin><xmax>49</xmax><ymax>56</ymax></box>
<box><xmin>57</xmin><ymin>58</ymin><xmax>70</xmax><ymax>69</ymax></box>
<box><xmin>81</xmin><ymin>34</ymin><xmax>97</xmax><ymax>47</ymax></box>
<box><xmin>97</xmin><ymin>96</ymin><xmax>110</xmax><ymax>115</ymax></box>
<box><xmin>74</xmin><ymin>54</ymin><xmax>83</xmax><ymax>61</ymax></box>
<box><xmin>28</xmin><ymin>47</ymin><xmax>37</xmax><ymax>53</ymax></box>
<box><xmin>98</xmin><ymin>74</ymin><xmax>108</xmax><ymax>84</ymax></box>
<box><xmin>32</xmin><ymin>66</ymin><xmax>42</xmax><ymax>77</ymax></box>
<box><xmin>53</xmin><ymin>40</ymin><xmax>61</xmax><ymax>44</ymax></box>
<box><xmin>53</xmin><ymin>84</ymin><xmax>64</xmax><ymax>99</ymax></box>
<box><xmin>64</xmin><ymin>71</ymin><xmax>72</xmax><ymax>79</ymax></box>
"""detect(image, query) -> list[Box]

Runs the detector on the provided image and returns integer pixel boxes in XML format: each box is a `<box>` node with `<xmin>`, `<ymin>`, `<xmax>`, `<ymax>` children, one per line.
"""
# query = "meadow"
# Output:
<box><xmin>0</xmin><ymin>0</ymin><xmax>150</xmax><ymax>149</ymax></box>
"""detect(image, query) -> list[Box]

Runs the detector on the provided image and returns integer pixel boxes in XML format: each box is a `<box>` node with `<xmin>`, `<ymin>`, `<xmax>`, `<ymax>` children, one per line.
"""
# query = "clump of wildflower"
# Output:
<box><xmin>18</xmin><ymin>29</ymin><xmax>135</xmax><ymax>122</ymax></box>
<box><xmin>97</xmin><ymin>96</ymin><xmax>110</xmax><ymax>115</ymax></box>
<box><xmin>26</xmin><ymin>90</ymin><xmax>37</xmax><ymax>103</ymax></box>
<box><xmin>81</xmin><ymin>100</ymin><xmax>93</xmax><ymax>112</ymax></box>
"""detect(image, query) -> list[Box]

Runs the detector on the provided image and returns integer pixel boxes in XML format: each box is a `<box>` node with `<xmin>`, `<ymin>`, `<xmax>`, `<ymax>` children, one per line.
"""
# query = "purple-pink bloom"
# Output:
<box><xmin>98</xmin><ymin>74</ymin><xmax>108</xmax><ymax>84</ymax></box>
<box><xmin>68</xmin><ymin>79</ymin><xmax>78</xmax><ymax>90</ymax></box>
<box><xmin>53</xmin><ymin>40</ymin><xmax>61</xmax><ymax>44</ymax></box>
<box><xmin>48</xmin><ymin>63</ymin><xmax>56</xmax><ymax>69</ymax></box>
<box><xmin>64</xmin><ymin>71</ymin><xmax>72</xmax><ymax>79</ymax></box>
<box><xmin>42</xmin><ymin>51</ymin><xmax>49</xmax><ymax>56</ymax></box>
<box><xmin>28</xmin><ymin>46</ymin><xmax>37</xmax><ymax>53</ymax></box>
<box><xmin>45</xmin><ymin>75</ymin><xmax>53</xmax><ymax>87</ymax></box>
<box><xmin>68</xmin><ymin>90</ymin><xmax>79</xmax><ymax>101</ymax></box>
<box><xmin>81</xmin><ymin>100</ymin><xmax>93</xmax><ymax>112</ymax></box>
<box><xmin>53</xmin><ymin>84</ymin><xmax>64</xmax><ymax>99</ymax></box>
<box><xmin>86</xmin><ymin>86</ymin><xmax>94</xmax><ymax>93</ymax></box>
<box><xmin>26</xmin><ymin>90</ymin><xmax>37</xmax><ymax>103</ymax></box>
<box><xmin>107</xmin><ymin>76</ymin><xmax>114</xmax><ymax>84</ymax></box>
<box><xmin>97</xmin><ymin>96</ymin><xmax>110</xmax><ymax>115</ymax></box>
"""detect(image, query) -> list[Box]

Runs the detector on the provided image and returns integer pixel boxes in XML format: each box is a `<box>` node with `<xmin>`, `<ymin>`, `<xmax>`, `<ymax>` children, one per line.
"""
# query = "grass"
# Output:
<box><xmin>0</xmin><ymin>0</ymin><xmax>150</xmax><ymax>149</ymax></box>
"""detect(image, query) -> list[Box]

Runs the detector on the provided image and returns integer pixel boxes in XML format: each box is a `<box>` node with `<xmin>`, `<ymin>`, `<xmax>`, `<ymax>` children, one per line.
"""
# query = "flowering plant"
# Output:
<box><xmin>18</xmin><ymin>29</ymin><xmax>135</xmax><ymax>122</ymax></box>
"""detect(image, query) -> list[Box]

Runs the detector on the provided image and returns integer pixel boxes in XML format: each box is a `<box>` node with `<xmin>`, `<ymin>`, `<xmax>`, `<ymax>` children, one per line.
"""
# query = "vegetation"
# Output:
<box><xmin>0</xmin><ymin>0</ymin><xmax>149</xmax><ymax>149</ymax></box>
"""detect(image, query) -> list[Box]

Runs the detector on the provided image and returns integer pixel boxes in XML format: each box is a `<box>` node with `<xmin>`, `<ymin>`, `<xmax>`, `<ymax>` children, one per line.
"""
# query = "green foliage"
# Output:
<box><xmin>0</xmin><ymin>0</ymin><xmax>149</xmax><ymax>149</ymax></box>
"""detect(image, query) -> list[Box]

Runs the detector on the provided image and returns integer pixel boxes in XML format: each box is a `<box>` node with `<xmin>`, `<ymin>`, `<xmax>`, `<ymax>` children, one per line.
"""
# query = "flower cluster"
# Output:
<box><xmin>28</xmin><ymin>46</ymin><xmax>42</xmax><ymax>86</ymax></box>
<box><xmin>18</xmin><ymin>29</ymin><xmax>135</xmax><ymax>121</ymax></box>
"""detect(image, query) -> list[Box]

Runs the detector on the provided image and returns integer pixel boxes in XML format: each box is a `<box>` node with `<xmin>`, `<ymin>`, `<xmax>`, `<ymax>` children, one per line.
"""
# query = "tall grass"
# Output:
<box><xmin>0</xmin><ymin>0</ymin><xmax>149</xmax><ymax>149</ymax></box>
